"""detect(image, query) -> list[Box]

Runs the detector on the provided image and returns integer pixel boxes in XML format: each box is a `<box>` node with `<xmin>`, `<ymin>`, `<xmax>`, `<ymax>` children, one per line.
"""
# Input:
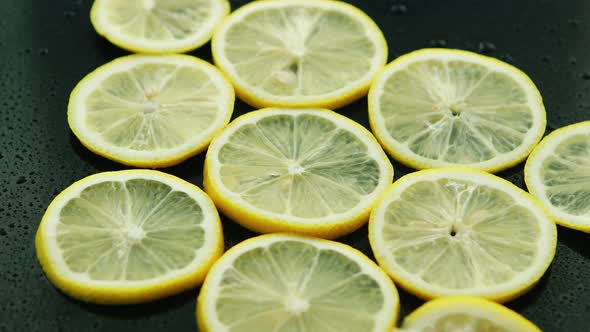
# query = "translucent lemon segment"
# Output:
<box><xmin>223</xmin><ymin>7</ymin><xmax>374</xmax><ymax>96</ymax></box>
<box><xmin>57</xmin><ymin>179</ymin><xmax>204</xmax><ymax>281</ymax></box>
<box><xmin>212</xmin><ymin>0</ymin><xmax>388</xmax><ymax>108</ymax></box>
<box><xmin>35</xmin><ymin>170</ymin><xmax>223</xmax><ymax>304</ymax></box>
<box><xmin>400</xmin><ymin>297</ymin><xmax>541</xmax><ymax>332</ymax></box>
<box><xmin>85</xmin><ymin>64</ymin><xmax>221</xmax><ymax>150</ymax></box>
<box><xmin>204</xmin><ymin>108</ymin><xmax>393</xmax><ymax>239</ymax></box>
<box><xmin>219</xmin><ymin>114</ymin><xmax>380</xmax><ymax>217</ymax></box>
<box><xmin>541</xmin><ymin>134</ymin><xmax>590</xmax><ymax>216</ymax></box>
<box><xmin>425</xmin><ymin>313</ymin><xmax>509</xmax><ymax>331</ymax></box>
<box><xmin>369</xmin><ymin>168</ymin><xmax>556</xmax><ymax>302</ymax></box>
<box><xmin>525</xmin><ymin>121</ymin><xmax>590</xmax><ymax>231</ymax></box>
<box><xmin>103</xmin><ymin>0</ymin><xmax>213</xmax><ymax>41</ymax></box>
<box><xmin>383</xmin><ymin>179</ymin><xmax>539</xmax><ymax>289</ymax></box>
<box><xmin>197</xmin><ymin>234</ymin><xmax>399</xmax><ymax>332</ymax></box>
<box><xmin>369</xmin><ymin>49</ymin><xmax>546</xmax><ymax>172</ymax></box>
<box><xmin>68</xmin><ymin>54</ymin><xmax>234</xmax><ymax>168</ymax></box>
<box><xmin>91</xmin><ymin>0</ymin><xmax>230</xmax><ymax>53</ymax></box>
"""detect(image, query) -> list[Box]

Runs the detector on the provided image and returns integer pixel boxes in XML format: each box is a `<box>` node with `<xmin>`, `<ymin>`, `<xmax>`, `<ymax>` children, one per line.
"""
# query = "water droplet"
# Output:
<box><xmin>569</xmin><ymin>56</ymin><xmax>577</xmax><ymax>65</ymax></box>
<box><xmin>63</xmin><ymin>10</ymin><xmax>77</xmax><ymax>19</ymax></box>
<box><xmin>541</xmin><ymin>55</ymin><xmax>552</xmax><ymax>63</ymax></box>
<box><xmin>581</xmin><ymin>72</ymin><xmax>590</xmax><ymax>80</ymax></box>
<box><xmin>477</xmin><ymin>41</ymin><xmax>496</xmax><ymax>54</ymax></box>
<box><xmin>429</xmin><ymin>39</ymin><xmax>447</xmax><ymax>47</ymax></box>
<box><xmin>38</xmin><ymin>48</ymin><xmax>48</xmax><ymax>56</ymax></box>
<box><xmin>16</xmin><ymin>176</ymin><xmax>26</xmax><ymax>184</ymax></box>
<box><xmin>568</xmin><ymin>18</ymin><xmax>580</xmax><ymax>28</ymax></box>
<box><xmin>555</xmin><ymin>37</ymin><xmax>565</xmax><ymax>45</ymax></box>
<box><xmin>500</xmin><ymin>54</ymin><xmax>514</xmax><ymax>62</ymax></box>
<box><xmin>390</xmin><ymin>4</ymin><xmax>408</xmax><ymax>15</ymax></box>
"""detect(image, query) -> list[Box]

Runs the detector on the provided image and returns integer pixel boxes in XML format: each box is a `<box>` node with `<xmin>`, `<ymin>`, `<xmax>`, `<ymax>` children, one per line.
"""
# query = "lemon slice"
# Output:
<box><xmin>68</xmin><ymin>54</ymin><xmax>234</xmax><ymax>168</ymax></box>
<box><xmin>400</xmin><ymin>297</ymin><xmax>541</xmax><ymax>332</ymax></box>
<box><xmin>204</xmin><ymin>108</ymin><xmax>394</xmax><ymax>239</ymax></box>
<box><xmin>525</xmin><ymin>121</ymin><xmax>590</xmax><ymax>232</ymax></box>
<box><xmin>90</xmin><ymin>0</ymin><xmax>230</xmax><ymax>53</ymax></box>
<box><xmin>369</xmin><ymin>49</ymin><xmax>546</xmax><ymax>172</ymax></box>
<box><xmin>35</xmin><ymin>170</ymin><xmax>223</xmax><ymax>304</ymax></box>
<box><xmin>211</xmin><ymin>0</ymin><xmax>388</xmax><ymax>109</ymax></box>
<box><xmin>197</xmin><ymin>233</ymin><xmax>399</xmax><ymax>332</ymax></box>
<box><xmin>369</xmin><ymin>167</ymin><xmax>556</xmax><ymax>302</ymax></box>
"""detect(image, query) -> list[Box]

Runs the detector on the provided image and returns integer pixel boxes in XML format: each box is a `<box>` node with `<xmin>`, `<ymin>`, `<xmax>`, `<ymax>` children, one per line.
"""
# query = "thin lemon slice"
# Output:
<box><xmin>204</xmin><ymin>108</ymin><xmax>394</xmax><ymax>239</ymax></box>
<box><xmin>369</xmin><ymin>167</ymin><xmax>556</xmax><ymax>302</ymax></box>
<box><xmin>197</xmin><ymin>233</ymin><xmax>400</xmax><ymax>332</ymax></box>
<box><xmin>369</xmin><ymin>48</ymin><xmax>546</xmax><ymax>172</ymax></box>
<box><xmin>68</xmin><ymin>54</ymin><xmax>234</xmax><ymax>168</ymax></box>
<box><xmin>400</xmin><ymin>297</ymin><xmax>541</xmax><ymax>332</ymax></box>
<box><xmin>35</xmin><ymin>170</ymin><xmax>223</xmax><ymax>304</ymax></box>
<box><xmin>211</xmin><ymin>0</ymin><xmax>388</xmax><ymax>109</ymax></box>
<box><xmin>90</xmin><ymin>0</ymin><xmax>230</xmax><ymax>53</ymax></box>
<box><xmin>525</xmin><ymin>121</ymin><xmax>590</xmax><ymax>232</ymax></box>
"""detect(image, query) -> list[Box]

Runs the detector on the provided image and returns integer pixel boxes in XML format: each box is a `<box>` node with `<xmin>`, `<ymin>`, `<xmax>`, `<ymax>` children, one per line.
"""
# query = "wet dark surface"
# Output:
<box><xmin>1</xmin><ymin>0</ymin><xmax>589</xmax><ymax>331</ymax></box>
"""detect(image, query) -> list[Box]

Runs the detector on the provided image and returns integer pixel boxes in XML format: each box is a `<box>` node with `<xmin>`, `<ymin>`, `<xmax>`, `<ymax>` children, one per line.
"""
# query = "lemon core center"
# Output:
<box><xmin>284</xmin><ymin>295</ymin><xmax>309</xmax><ymax>314</ymax></box>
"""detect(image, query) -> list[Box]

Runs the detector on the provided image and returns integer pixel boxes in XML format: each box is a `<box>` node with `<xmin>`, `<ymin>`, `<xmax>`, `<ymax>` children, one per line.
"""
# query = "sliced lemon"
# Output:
<box><xmin>197</xmin><ymin>233</ymin><xmax>399</xmax><ymax>332</ymax></box>
<box><xmin>204</xmin><ymin>108</ymin><xmax>394</xmax><ymax>239</ymax></box>
<box><xmin>369</xmin><ymin>48</ymin><xmax>546</xmax><ymax>172</ymax></box>
<box><xmin>68</xmin><ymin>54</ymin><xmax>234</xmax><ymax>168</ymax></box>
<box><xmin>90</xmin><ymin>0</ymin><xmax>230</xmax><ymax>53</ymax></box>
<box><xmin>525</xmin><ymin>121</ymin><xmax>590</xmax><ymax>232</ymax></box>
<box><xmin>211</xmin><ymin>0</ymin><xmax>388</xmax><ymax>109</ymax></box>
<box><xmin>400</xmin><ymin>297</ymin><xmax>541</xmax><ymax>332</ymax></box>
<box><xmin>35</xmin><ymin>170</ymin><xmax>223</xmax><ymax>304</ymax></box>
<box><xmin>369</xmin><ymin>167</ymin><xmax>556</xmax><ymax>302</ymax></box>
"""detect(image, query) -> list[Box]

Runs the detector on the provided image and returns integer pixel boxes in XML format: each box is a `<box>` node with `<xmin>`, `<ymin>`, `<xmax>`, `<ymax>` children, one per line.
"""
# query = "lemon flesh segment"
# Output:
<box><xmin>68</xmin><ymin>54</ymin><xmax>234</xmax><ymax>168</ymax></box>
<box><xmin>204</xmin><ymin>108</ymin><xmax>393</xmax><ymax>239</ymax></box>
<box><xmin>525</xmin><ymin>121</ymin><xmax>590</xmax><ymax>231</ymax></box>
<box><xmin>35</xmin><ymin>170</ymin><xmax>223</xmax><ymax>304</ymax></box>
<box><xmin>90</xmin><ymin>0</ymin><xmax>230</xmax><ymax>53</ymax></box>
<box><xmin>369</xmin><ymin>168</ymin><xmax>556</xmax><ymax>302</ymax></box>
<box><xmin>369</xmin><ymin>49</ymin><xmax>546</xmax><ymax>172</ymax></box>
<box><xmin>197</xmin><ymin>234</ymin><xmax>399</xmax><ymax>332</ymax></box>
<box><xmin>212</xmin><ymin>0</ymin><xmax>388</xmax><ymax>108</ymax></box>
<box><xmin>400</xmin><ymin>297</ymin><xmax>541</xmax><ymax>332</ymax></box>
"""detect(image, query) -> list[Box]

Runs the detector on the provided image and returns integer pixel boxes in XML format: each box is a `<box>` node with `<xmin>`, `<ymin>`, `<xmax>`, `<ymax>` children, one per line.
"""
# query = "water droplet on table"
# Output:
<box><xmin>390</xmin><ymin>4</ymin><xmax>408</xmax><ymax>15</ymax></box>
<box><xmin>568</xmin><ymin>18</ymin><xmax>580</xmax><ymax>28</ymax></box>
<box><xmin>429</xmin><ymin>39</ymin><xmax>447</xmax><ymax>47</ymax></box>
<box><xmin>63</xmin><ymin>10</ymin><xmax>77</xmax><ymax>19</ymax></box>
<box><xmin>477</xmin><ymin>41</ymin><xmax>496</xmax><ymax>54</ymax></box>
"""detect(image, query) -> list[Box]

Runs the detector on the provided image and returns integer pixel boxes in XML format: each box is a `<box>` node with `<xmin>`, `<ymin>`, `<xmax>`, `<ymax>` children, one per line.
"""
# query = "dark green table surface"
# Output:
<box><xmin>1</xmin><ymin>0</ymin><xmax>589</xmax><ymax>331</ymax></box>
